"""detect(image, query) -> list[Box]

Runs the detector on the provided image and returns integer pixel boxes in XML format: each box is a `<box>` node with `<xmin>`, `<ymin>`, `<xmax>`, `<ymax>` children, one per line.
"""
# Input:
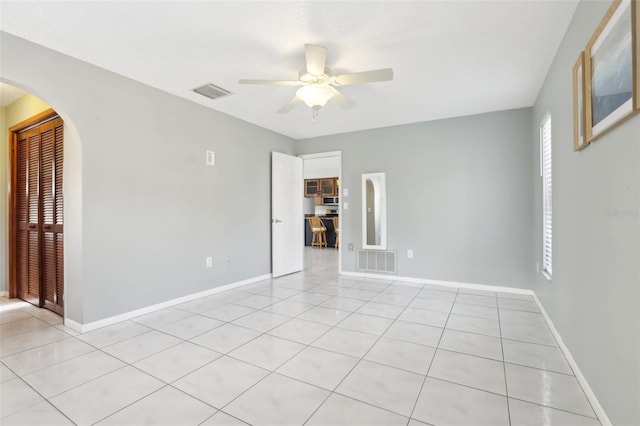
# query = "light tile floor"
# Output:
<box><xmin>0</xmin><ymin>248</ymin><xmax>602</xmax><ymax>425</ymax></box>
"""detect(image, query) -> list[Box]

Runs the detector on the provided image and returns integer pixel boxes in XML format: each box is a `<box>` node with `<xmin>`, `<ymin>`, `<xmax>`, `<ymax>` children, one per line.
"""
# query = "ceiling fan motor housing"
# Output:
<box><xmin>299</xmin><ymin>68</ymin><xmax>331</xmax><ymax>84</ymax></box>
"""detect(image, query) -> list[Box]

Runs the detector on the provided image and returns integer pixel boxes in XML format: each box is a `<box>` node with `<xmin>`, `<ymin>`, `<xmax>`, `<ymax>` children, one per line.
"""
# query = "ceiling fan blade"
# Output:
<box><xmin>305</xmin><ymin>44</ymin><xmax>327</xmax><ymax>76</ymax></box>
<box><xmin>329</xmin><ymin>87</ymin><xmax>356</xmax><ymax>110</ymax></box>
<box><xmin>238</xmin><ymin>79</ymin><xmax>301</xmax><ymax>86</ymax></box>
<box><xmin>332</xmin><ymin>68</ymin><xmax>394</xmax><ymax>86</ymax></box>
<box><xmin>277</xmin><ymin>96</ymin><xmax>302</xmax><ymax>114</ymax></box>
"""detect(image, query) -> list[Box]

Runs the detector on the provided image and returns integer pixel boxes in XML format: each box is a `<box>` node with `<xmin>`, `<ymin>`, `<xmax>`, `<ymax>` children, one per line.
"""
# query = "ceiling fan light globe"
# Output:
<box><xmin>296</xmin><ymin>85</ymin><xmax>334</xmax><ymax>108</ymax></box>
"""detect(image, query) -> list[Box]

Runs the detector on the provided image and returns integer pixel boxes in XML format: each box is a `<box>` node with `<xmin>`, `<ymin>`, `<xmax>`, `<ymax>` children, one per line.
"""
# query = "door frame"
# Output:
<box><xmin>7</xmin><ymin>108</ymin><xmax>59</xmax><ymax>300</ymax></box>
<box><xmin>298</xmin><ymin>150</ymin><xmax>342</xmax><ymax>273</ymax></box>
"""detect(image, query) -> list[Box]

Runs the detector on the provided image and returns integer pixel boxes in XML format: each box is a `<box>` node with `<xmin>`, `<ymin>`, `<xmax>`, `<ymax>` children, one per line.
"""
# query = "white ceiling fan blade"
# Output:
<box><xmin>277</xmin><ymin>96</ymin><xmax>302</xmax><ymax>114</ymax></box>
<box><xmin>239</xmin><ymin>79</ymin><xmax>301</xmax><ymax>86</ymax></box>
<box><xmin>333</xmin><ymin>68</ymin><xmax>394</xmax><ymax>86</ymax></box>
<box><xmin>305</xmin><ymin>44</ymin><xmax>327</xmax><ymax>76</ymax></box>
<box><xmin>329</xmin><ymin>87</ymin><xmax>356</xmax><ymax>110</ymax></box>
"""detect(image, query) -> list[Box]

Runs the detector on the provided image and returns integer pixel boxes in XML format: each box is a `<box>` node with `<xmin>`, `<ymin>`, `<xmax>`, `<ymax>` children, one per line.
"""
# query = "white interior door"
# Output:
<box><xmin>272</xmin><ymin>152</ymin><xmax>303</xmax><ymax>277</ymax></box>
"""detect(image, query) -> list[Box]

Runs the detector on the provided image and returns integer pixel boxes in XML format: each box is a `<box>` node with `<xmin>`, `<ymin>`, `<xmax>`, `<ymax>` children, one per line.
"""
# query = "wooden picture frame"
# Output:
<box><xmin>585</xmin><ymin>0</ymin><xmax>639</xmax><ymax>142</ymax></box>
<box><xmin>635</xmin><ymin>0</ymin><xmax>640</xmax><ymax>110</ymax></box>
<box><xmin>573</xmin><ymin>52</ymin><xmax>588</xmax><ymax>151</ymax></box>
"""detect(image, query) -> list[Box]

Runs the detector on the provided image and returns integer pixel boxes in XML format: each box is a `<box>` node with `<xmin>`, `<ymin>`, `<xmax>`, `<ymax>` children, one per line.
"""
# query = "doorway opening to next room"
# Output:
<box><xmin>301</xmin><ymin>152</ymin><xmax>342</xmax><ymax>275</ymax></box>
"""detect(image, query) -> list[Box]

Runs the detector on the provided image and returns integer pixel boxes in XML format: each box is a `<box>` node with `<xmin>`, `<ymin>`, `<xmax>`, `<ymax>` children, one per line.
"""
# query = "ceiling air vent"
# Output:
<box><xmin>193</xmin><ymin>84</ymin><xmax>232</xmax><ymax>100</ymax></box>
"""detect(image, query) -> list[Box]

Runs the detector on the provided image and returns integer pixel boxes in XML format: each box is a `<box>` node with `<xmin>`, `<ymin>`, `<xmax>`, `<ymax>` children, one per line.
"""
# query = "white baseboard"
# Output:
<box><xmin>63</xmin><ymin>318</ymin><xmax>83</xmax><ymax>333</ymax></box>
<box><xmin>343</xmin><ymin>271</ymin><xmax>609</xmax><ymax>424</ymax></box>
<box><xmin>532</xmin><ymin>294</ymin><xmax>611</xmax><ymax>426</ymax></box>
<box><xmin>76</xmin><ymin>274</ymin><xmax>272</xmax><ymax>333</ymax></box>
<box><xmin>59</xmin><ymin>267</ymin><xmax>610</xmax><ymax>425</ymax></box>
<box><xmin>340</xmin><ymin>271</ymin><xmax>534</xmax><ymax>295</ymax></box>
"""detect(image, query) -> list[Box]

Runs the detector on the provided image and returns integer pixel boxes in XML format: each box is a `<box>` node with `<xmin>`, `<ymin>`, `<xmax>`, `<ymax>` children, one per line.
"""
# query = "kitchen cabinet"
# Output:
<box><xmin>304</xmin><ymin>179</ymin><xmax>320</xmax><ymax>197</ymax></box>
<box><xmin>304</xmin><ymin>177</ymin><xmax>338</xmax><ymax>197</ymax></box>
<box><xmin>320</xmin><ymin>178</ymin><xmax>337</xmax><ymax>196</ymax></box>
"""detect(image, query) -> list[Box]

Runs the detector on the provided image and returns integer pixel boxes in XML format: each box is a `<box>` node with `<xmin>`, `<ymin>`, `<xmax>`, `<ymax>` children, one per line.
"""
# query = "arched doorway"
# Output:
<box><xmin>1</xmin><ymin>82</ymin><xmax>83</xmax><ymax>328</ymax></box>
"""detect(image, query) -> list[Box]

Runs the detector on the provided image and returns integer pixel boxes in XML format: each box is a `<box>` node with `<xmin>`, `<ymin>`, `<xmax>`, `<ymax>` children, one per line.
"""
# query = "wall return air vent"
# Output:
<box><xmin>357</xmin><ymin>249</ymin><xmax>397</xmax><ymax>274</ymax></box>
<box><xmin>193</xmin><ymin>84</ymin><xmax>232</xmax><ymax>100</ymax></box>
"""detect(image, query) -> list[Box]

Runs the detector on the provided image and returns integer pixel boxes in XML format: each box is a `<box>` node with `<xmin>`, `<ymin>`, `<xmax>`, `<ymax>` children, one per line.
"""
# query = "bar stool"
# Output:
<box><xmin>332</xmin><ymin>217</ymin><xmax>339</xmax><ymax>249</ymax></box>
<box><xmin>308</xmin><ymin>217</ymin><xmax>327</xmax><ymax>248</ymax></box>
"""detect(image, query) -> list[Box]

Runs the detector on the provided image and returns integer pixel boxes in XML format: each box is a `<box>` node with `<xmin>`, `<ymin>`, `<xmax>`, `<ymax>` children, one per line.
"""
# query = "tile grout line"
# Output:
<box><xmin>53</xmin><ymin>293</ymin><xmax>295</xmax><ymax>425</ymax></box>
<box><xmin>2</xmin><ymin>335</ymin><xmax>95</xmax><ymax>377</ymax></box>
<box><xmin>112</xmin><ymin>296</ymin><xmax>316</xmax><ymax>421</ymax></box>
<box><xmin>10</xmin><ymin>310</ymin><xmax>227</xmax><ymax>423</ymax></box>
<box><xmin>305</xmin><ymin>279</ymin><xmax>434</xmax><ymax>422</ymax></box>
<box><xmin>497</xmin><ymin>296</ymin><xmax>513</xmax><ymax>426</ymax></box>
<box><xmin>21</xmin><ymin>290</ymin><xmax>592</xmax><ymax>424</ymax></box>
<box><xmin>88</xmin><ymin>382</ymin><xmax>175</xmax><ymax>426</ymax></box>
<box><xmin>300</xmin><ymin>279</ymin><xmax>404</xmax><ymax>425</ymax></box>
<box><xmin>406</xmin><ymin>286</ymin><xmax>460</xmax><ymax>425</ymax></box>
<box><xmin>528</xmin><ymin>294</ymin><xmax>605</xmax><ymax>424</ymax></box>
<box><xmin>1</xmin><ymin>352</ymin><xmax>97</xmax><ymax>425</ymax></box>
<box><xmin>2</xmin><ymin>285</ymin><xmax>317</xmax><ymax>424</ymax></box>
<box><xmin>175</xmin><ymin>278</ymin><xmax>367</xmax><ymax>421</ymax></box>
<box><xmin>1</xmin><ymin>263</ymin><xmax>601</xmax><ymax>426</ymax></box>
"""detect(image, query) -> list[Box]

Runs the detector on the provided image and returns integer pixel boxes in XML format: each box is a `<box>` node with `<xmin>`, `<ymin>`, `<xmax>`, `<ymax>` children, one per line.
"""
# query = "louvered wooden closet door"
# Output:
<box><xmin>13</xmin><ymin>116</ymin><xmax>64</xmax><ymax>315</ymax></box>
<box><xmin>40</xmin><ymin>118</ymin><xmax>64</xmax><ymax>315</ymax></box>
<box><xmin>15</xmin><ymin>129</ymin><xmax>41</xmax><ymax>305</ymax></box>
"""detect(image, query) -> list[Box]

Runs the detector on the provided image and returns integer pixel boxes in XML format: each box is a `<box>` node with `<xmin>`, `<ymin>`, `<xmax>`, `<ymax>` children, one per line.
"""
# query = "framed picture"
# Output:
<box><xmin>585</xmin><ymin>0</ymin><xmax>639</xmax><ymax>141</ymax></box>
<box><xmin>573</xmin><ymin>52</ymin><xmax>588</xmax><ymax>151</ymax></box>
<box><xmin>635</xmin><ymin>0</ymin><xmax>640</xmax><ymax>110</ymax></box>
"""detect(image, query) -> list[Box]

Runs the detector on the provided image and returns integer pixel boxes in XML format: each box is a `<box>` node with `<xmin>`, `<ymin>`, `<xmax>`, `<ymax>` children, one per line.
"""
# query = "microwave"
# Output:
<box><xmin>322</xmin><ymin>196</ymin><xmax>339</xmax><ymax>205</ymax></box>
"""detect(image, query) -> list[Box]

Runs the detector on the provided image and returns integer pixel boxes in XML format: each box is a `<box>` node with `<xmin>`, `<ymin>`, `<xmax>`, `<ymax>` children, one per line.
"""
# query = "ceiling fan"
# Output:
<box><xmin>239</xmin><ymin>44</ymin><xmax>393</xmax><ymax>116</ymax></box>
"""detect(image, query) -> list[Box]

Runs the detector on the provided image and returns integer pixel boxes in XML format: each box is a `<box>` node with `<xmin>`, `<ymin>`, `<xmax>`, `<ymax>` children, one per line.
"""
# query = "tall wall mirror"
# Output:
<box><xmin>362</xmin><ymin>172</ymin><xmax>387</xmax><ymax>250</ymax></box>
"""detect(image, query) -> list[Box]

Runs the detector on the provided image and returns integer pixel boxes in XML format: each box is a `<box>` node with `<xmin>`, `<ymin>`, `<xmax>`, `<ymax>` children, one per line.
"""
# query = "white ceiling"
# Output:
<box><xmin>0</xmin><ymin>1</ymin><xmax>578</xmax><ymax>140</ymax></box>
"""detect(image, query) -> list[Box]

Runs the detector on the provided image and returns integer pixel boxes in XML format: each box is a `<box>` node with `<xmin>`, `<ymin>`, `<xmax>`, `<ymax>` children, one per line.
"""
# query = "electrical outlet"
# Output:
<box><xmin>407</xmin><ymin>249</ymin><xmax>414</xmax><ymax>259</ymax></box>
<box><xmin>343</xmin><ymin>202</ymin><xmax>348</xmax><ymax>210</ymax></box>
<box><xmin>348</xmin><ymin>242</ymin><xmax>353</xmax><ymax>251</ymax></box>
<box><xmin>206</xmin><ymin>257</ymin><xmax>213</xmax><ymax>268</ymax></box>
<box><xmin>343</xmin><ymin>188</ymin><xmax>349</xmax><ymax>197</ymax></box>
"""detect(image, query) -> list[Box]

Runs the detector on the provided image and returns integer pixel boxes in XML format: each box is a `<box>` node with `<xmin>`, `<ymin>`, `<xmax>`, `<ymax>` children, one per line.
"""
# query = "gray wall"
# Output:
<box><xmin>1</xmin><ymin>32</ymin><xmax>295</xmax><ymax>323</ymax></box>
<box><xmin>531</xmin><ymin>1</ymin><xmax>639</xmax><ymax>424</ymax></box>
<box><xmin>296</xmin><ymin>108</ymin><xmax>535</xmax><ymax>288</ymax></box>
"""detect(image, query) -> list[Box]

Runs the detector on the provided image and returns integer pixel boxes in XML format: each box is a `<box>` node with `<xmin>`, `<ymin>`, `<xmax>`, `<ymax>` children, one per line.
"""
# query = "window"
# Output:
<box><xmin>540</xmin><ymin>113</ymin><xmax>552</xmax><ymax>279</ymax></box>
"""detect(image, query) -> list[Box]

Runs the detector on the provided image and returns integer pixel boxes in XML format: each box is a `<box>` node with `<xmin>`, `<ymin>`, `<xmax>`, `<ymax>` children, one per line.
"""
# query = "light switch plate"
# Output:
<box><xmin>343</xmin><ymin>188</ymin><xmax>349</xmax><ymax>197</ymax></box>
<box><xmin>343</xmin><ymin>202</ymin><xmax>348</xmax><ymax>210</ymax></box>
<box><xmin>206</xmin><ymin>150</ymin><xmax>215</xmax><ymax>166</ymax></box>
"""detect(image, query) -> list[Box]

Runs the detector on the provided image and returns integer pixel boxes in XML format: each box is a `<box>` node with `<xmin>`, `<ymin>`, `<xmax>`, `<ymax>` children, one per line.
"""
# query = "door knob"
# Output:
<box><xmin>273</xmin><ymin>219</ymin><xmax>283</xmax><ymax>223</ymax></box>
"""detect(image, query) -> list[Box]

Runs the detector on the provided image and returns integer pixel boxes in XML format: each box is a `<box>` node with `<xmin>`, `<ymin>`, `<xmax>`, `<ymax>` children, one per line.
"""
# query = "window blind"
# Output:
<box><xmin>540</xmin><ymin>114</ymin><xmax>552</xmax><ymax>279</ymax></box>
